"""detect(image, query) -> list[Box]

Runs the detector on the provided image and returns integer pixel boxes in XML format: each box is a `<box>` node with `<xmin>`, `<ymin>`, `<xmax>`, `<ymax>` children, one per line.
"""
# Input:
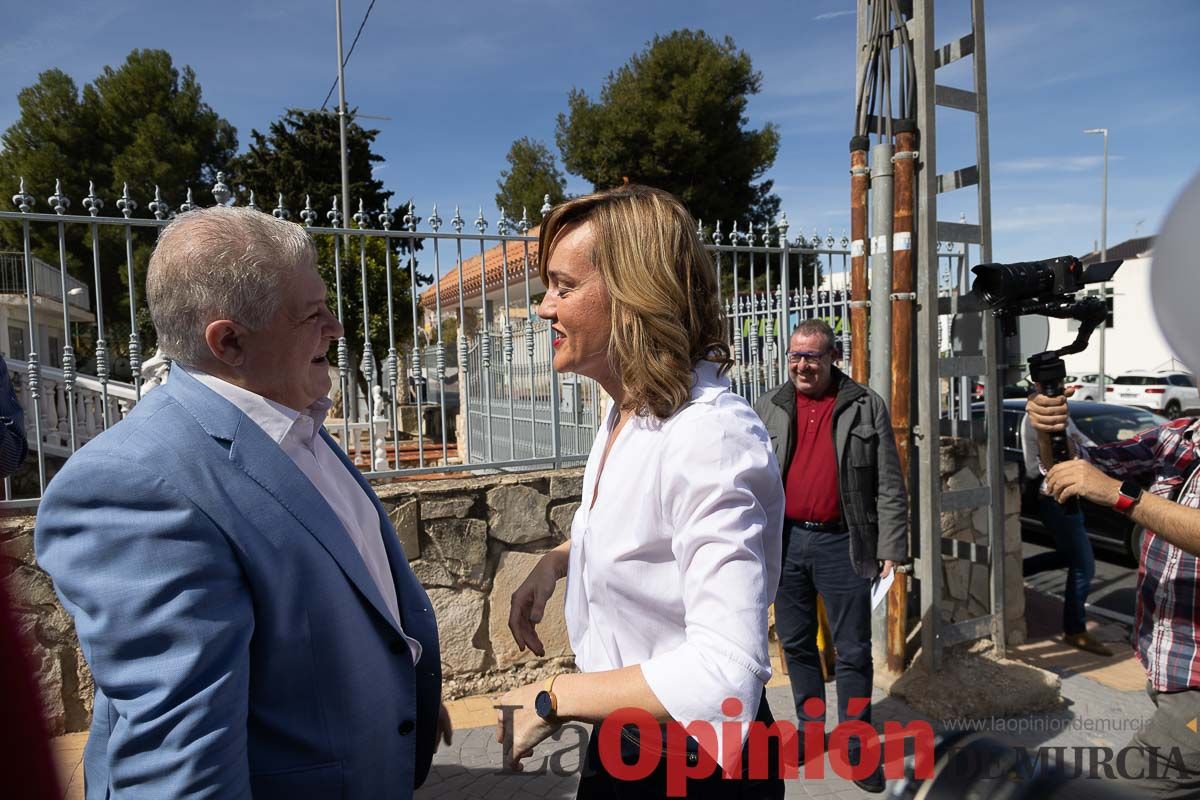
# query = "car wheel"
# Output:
<box><xmin>1128</xmin><ymin>525</ymin><xmax>1146</xmax><ymax>565</ymax></box>
<box><xmin>1166</xmin><ymin>400</ymin><xmax>1182</xmax><ymax>419</ymax></box>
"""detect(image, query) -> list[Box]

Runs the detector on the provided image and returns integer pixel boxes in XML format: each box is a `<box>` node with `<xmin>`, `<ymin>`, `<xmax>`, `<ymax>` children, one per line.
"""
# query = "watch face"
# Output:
<box><xmin>1120</xmin><ymin>480</ymin><xmax>1143</xmax><ymax>500</ymax></box>
<box><xmin>535</xmin><ymin>690</ymin><xmax>553</xmax><ymax>719</ymax></box>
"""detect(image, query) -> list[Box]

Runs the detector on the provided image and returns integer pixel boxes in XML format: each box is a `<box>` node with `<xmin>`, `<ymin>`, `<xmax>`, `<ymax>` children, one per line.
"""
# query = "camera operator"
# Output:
<box><xmin>1027</xmin><ymin>388</ymin><xmax>1200</xmax><ymax>796</ymax></box>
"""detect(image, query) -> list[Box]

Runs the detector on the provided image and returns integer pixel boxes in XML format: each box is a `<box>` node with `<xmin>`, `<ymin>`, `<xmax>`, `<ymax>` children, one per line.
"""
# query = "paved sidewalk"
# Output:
<box><xmin>50</xmin><ymin>588</ymin><xmax>1155</xmax><ymax>799</ymax></box>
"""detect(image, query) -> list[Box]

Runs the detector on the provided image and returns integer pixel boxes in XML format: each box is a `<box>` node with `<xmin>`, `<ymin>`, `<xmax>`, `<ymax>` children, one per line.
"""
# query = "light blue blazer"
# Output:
<box><xmin>35</xmin><ymin>367</ymin><xmax>441</xmax><ymax>799</ymax></box>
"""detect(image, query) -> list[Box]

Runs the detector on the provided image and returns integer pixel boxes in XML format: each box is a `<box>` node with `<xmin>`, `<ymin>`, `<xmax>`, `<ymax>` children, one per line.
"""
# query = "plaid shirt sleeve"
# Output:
<box><xmin>1074</xmin><ymin>422</ymin><xmax>1169</xmax><ymax>482</ymax></box>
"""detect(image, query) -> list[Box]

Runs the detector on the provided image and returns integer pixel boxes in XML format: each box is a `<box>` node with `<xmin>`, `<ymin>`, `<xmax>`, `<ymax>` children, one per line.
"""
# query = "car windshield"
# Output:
<box><xmin>1114</xmin><ymin>375</ymin><xmax>1163</xmax><ymax>386</ymax></box>
<box><xmin>1073</xmin><ymin>407</ymin><xmax>1165</xmax><ymax>443</ymax></box>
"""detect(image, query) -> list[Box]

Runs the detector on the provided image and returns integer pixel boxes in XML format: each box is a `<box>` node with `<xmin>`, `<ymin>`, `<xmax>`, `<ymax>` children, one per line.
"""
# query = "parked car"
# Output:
<box><xmin>1106</xmin><ymin>370</ymin><xmax>1199</xmax><ymax>419</ymax></box>
<box><xmin>1064</xmin><ymin>373</ymin><xmax>1115</xmax><ymax>402</ymax></box>
<box><xmin>979</xmin><ymin>399</ymin><xmax>1166</xmax><ymax>563</ymax></box>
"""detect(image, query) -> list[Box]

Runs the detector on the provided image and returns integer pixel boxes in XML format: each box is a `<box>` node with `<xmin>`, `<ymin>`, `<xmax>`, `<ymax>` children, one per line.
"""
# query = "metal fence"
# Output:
<box><xmin>0</xmin><ymin>174</ymin><xmax>978</xmax><ymax>509</ymax></box>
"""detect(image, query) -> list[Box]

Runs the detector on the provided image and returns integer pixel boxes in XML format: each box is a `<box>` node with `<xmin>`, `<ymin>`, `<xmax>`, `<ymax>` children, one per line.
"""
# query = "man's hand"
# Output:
<box><xmin>1043</xmin><ymin>459</ymin><xmax>1122</xmax><ymax>506</ymax></box>
<box><xmin>494</xmin><ymin>682</ymin><xmax>559</xmax><ymax>771</ymax></box>
<box><xmin>1025</xmin><ymin>388</ymin><xmax>1074</xmax><ymax>434</ymax></box>
<box><xmin>436</xmin><ymin>703</ymin><xmax>453</xmax><ymax>751</ymax></box>
<box><xmin>879</xmin><ymin>560</ymin><xmax>896</xmax><ymax>579</ymax></box>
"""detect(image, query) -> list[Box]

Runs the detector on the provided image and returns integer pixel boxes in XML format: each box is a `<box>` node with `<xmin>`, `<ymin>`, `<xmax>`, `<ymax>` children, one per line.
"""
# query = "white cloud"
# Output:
<box><xmin>813</xmin><ymin>10</ymin><xmax>856</xmax><ymax>21</ymax></box>
<box><xmin>992</xmin><ymin>202</ymin><xmax>1096</xmax><ymax>233</ymax></box>
<box><xmin>995</xmin><ymin>155</ymin><xmax>1125</xmax><ymax>174</ymax></box>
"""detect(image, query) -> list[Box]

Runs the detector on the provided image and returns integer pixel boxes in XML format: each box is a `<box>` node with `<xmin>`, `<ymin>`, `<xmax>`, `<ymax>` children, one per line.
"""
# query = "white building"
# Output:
<box><xmin>1046</xmin><ymin>236</ymin><xmax>1189</xmax><ymax>379</ymax></box>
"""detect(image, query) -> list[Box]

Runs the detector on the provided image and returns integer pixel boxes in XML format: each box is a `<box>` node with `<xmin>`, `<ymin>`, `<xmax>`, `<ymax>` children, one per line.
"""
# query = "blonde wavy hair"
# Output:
<box><xmin>538</xmin><ymin>184</ymin><xmax>732</xmax><ymax>420</ymax></box>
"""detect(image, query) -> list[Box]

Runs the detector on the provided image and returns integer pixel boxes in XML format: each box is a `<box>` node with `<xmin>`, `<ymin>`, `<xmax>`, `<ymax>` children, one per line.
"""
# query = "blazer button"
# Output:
<box><xmin>398</xmin><ymin>719</ymin><xmax>415</xmax><ymax>735</ymax></box>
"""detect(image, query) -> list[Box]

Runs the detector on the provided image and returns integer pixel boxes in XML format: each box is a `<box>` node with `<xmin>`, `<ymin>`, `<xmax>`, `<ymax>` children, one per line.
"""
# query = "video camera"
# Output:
<box><xmin>970</xmin><ymin>256</ymin><xmax>1122</xmax><ymax>510</ymax></box>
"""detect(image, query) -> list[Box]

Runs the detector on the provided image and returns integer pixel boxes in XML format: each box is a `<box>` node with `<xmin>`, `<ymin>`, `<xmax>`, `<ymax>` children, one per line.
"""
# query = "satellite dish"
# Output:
<box><xmin>1149</xmin><ymin>170</ymin><xmax>1200</xmax><ymax>376</ymax></box>
<box><xmin>949</xmin><ymin>313</ymin><xmax>982</xmax><ymax>356</ymax></box>
<box><xmin>1012</xmin><ymin>315</ymin><xmax>1050</xmax><ymax>364</ymax></box>
<box><xmin>950</xmin><ymin>311</ymin><xmax>1047</xmax><ymax>379</ymax></box>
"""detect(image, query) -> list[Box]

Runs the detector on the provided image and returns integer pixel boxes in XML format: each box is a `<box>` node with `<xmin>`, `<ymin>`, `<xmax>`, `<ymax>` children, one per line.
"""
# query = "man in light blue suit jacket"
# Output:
<box><xmin>36</xmin><ymin>206</ymin><xmax>445</xmax><ymax>798</ymax></box>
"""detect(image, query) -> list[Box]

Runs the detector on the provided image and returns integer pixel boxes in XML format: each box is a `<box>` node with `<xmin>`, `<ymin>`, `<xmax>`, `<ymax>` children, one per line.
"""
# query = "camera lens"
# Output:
<box><xmin>971</xmin><ymin>261</ymin><xmax>1055</xmax><ymax>305</ymax></box>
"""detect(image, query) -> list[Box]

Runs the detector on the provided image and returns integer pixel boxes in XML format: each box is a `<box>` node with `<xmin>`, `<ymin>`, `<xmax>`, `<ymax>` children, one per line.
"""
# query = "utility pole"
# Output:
<box><xmin>335</xmin><ymin>0</ymin><xmax>351</xmax><ymax>227</ymax></box>
<box><xmin>1085</xmin><ymin>128</ymin><xmax>1109</xmax><ymax>394</ymax></box>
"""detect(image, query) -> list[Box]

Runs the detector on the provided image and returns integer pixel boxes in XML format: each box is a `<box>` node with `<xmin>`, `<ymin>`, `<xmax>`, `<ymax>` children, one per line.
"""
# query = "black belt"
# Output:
<box><xmin>788</xmin><ymin>518</ymin><xmax>846</xmax><ymax>533</ymax></box>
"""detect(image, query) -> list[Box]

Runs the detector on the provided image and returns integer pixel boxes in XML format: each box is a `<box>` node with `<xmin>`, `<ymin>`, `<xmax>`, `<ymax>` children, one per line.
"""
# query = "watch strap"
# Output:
<box><xmin>1113</xmin><ymin>480</ymin><xmax>1143</xmax><ymax>513</ymax></box>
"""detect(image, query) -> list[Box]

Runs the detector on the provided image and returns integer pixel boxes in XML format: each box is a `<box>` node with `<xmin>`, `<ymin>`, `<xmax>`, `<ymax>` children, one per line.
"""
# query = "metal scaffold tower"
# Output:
<box><xmin>855</xmin><ymin>0</ymin><xmax>1004</xmax><ymax>673</ymax></box>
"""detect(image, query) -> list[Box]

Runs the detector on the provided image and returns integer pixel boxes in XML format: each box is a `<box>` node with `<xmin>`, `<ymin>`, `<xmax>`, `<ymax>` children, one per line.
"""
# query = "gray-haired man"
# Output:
<box><xmin>37</xmin><ymin>206</ymin><xmax>448</xmax><ymax>799</ymax></box>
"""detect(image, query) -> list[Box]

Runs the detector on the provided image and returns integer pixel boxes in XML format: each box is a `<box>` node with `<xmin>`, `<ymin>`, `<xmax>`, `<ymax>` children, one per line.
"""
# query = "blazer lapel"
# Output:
<box><xmin>319</xmin><ymin>429</ymin><xmax>436</xmax><ymax>643</ymax></box>
<box><xmin>162</xmin><ymin>369</ymin><xmax>405</xmax><ymax>638</ymax></box>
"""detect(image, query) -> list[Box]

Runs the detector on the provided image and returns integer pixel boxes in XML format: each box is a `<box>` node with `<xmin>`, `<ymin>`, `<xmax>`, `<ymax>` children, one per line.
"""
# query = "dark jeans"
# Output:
<box><xmin>773</xmin><ymin>521</ymin><xmax>874</xmax><ymax>756</ymax></box>
<box><xmin>1023</xmin><ymin>492</ymin><xmax>1094</xmax><ymax>636</ymax></box>
<box><xmin>575</xmin><ymin>691</ymin><xmax>785</xmax><ymax>799</ymax></box>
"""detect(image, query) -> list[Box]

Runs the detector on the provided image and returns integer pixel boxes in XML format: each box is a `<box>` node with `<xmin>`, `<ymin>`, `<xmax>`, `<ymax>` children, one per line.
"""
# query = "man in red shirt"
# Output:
<box><xmin>754</xmin><ymin>319</ymin><xmax>909</xmax><ymax>794</ymax></box>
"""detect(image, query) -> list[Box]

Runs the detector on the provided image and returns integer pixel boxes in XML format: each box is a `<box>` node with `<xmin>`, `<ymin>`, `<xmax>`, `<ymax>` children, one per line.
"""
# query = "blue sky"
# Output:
<box><xmin>2</xmin><ymin>0</ymin><xmax>1198</xmax><ymax>264</ymax></box>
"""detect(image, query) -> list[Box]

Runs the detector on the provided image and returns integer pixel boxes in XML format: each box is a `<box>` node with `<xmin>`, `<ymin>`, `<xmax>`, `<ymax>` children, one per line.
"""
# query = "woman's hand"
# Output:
<box><xmin>435</xmin><ymin>703</ymin><xmax>454</xmax><ymax>751</ymax></box>
<box><xmin>495</xmin><ymin>681</ymin><xmax>558</xmax><ymax>771</ymax></box>
<box><xmin>508</xmin><ymin>544</ymin><xmax>568</xmax><ymax>657</ymax></box>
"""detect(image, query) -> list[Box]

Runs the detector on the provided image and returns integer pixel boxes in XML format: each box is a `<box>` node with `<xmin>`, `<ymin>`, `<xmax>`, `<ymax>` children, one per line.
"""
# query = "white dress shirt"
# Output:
<box><xmin>565</xmin><ymin>360</ymin><xmax>784</xmax><ymax>764</ymax></box>
<box><xmin>1021</xmin><ymin>411</ymin><xmax>1093</xmax><ymax>478</ymax></box>
<box><xmin>185</xmin><ymin>366</ymin><xmax>422</xmax><ymax>664</ymax></box>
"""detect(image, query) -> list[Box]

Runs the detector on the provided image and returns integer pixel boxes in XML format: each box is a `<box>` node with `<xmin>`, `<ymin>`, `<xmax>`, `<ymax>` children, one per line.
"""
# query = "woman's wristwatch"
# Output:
<box><xmin>1113</xmin><ymin>480</ymin><xmax>1144</xmax><ymax>514</ymax></box>
<box><xmin>534</xmin><ymin>674</ymin><xmax>560</xmax><ymax>721</ymax></box>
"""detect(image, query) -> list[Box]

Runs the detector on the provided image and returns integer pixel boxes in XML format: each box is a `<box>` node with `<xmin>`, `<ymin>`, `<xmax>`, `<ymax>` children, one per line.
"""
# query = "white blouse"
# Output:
<box><xmin>564</xmin><ymin>360</ymin><xmax>784</xmax><ymax>761</ymax></box>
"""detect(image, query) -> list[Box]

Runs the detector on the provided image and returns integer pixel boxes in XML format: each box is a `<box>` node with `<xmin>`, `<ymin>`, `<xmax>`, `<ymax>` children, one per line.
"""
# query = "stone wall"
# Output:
<box><xmin>0</xmin><ymin>467</ymin><xmax>585</xmax><ymax>734</ymax></box>
<box><xmin>0</xmin><ymin>515</ymin><xmax>94</xmax><ymax>736</ymax></box>
<box><xmin>374</xmin><ymin>470</ymin><xmax>584</xmax><ymax>699</ymax></box>
<box><xmin>938</xmin><ymin>437</ymin><xmax>1027</xmax><ymax>646</ymax></box>
<box><xmin>2</xmin><ymin>444</ymin><xmax>1027</xmax><ymax>736</ymax></box>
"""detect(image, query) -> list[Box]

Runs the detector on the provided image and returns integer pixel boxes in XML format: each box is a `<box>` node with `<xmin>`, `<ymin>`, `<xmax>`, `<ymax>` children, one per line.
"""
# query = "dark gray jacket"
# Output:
<box><xmin>753</xmin><ymin>367</ymin><xmax>909</xmax><ymax>578</ymax></box>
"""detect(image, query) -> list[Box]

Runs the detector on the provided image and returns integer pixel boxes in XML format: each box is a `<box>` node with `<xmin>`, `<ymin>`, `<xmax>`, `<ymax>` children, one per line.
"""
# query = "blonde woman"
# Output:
<box><xmin>496</xmin><ymin>185</ymin><xmax>786</xmax><ymax>798</ymax></box>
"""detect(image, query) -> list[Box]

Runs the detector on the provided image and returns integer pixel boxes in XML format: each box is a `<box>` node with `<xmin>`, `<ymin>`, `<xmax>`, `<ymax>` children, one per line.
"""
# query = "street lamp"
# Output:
<box><xmin>67</xmin><ymin>287</ymin><xmax>85</xmax><ymax>356</ymax></box>
<box><xmin>1084</xmin><ymin>127</ymin><xmax>1109</xmax><ymax>396</ymax></box>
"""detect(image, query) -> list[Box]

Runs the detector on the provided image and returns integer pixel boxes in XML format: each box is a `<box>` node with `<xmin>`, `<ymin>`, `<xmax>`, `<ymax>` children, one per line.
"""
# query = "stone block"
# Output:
<box><xmin>28</xmin><ymin>640</ymin><xmax>65</xmax><ymax>736</ymax></box>
<box><xmin>414</xmin><ymin>518</ymin><xmax>488</xmax><ymax>589</ymax></box>
<box><xmin>1004</xmin><ymin>563</ymin><xmax>1026</xmax><ymax>620</ymax></box>
<box><xmin>0</xmin><ymin>516</ymin><xmax>33</xmax><ymax>542</ymax></box>
<box><xmin>426</xmin><ymin>587</ymin><xmax>488</xmax><ymax>674</ymax></box>
<box><xmin>75</xmin><ymin>646</ymin><xmax>95</xmax><ymax>724</ymax></box>
<box><xmin>488</xmin><ymin>551</ymin><xmax>571</xmax><ymax>668</ymax></box>
<box><xmin>421</xmin><ymin>494</ymin><xmax>476</xmax><ymax>520</ymax></box>
<box><xmin>8</xmin><ymin>565</ymin><xmax>58</xmax><ymax>608</ymax></box>
<box><xmin>0</xmin><ymin>531</ymin><xmax>34</xmax><ymax>565</ymax></box>
<box><xmin>550</xmin><ymin>473</ymin><xmax>584</xmax><ymax>501</ymax></box>
<box><xmin>549</xmin><ymin>502</ymin><xmax>581</xmax><ymax>541</ymax></box>
<box><xmin>487</xmin><ymin>485</ymin><xmax>551</xmax><ymax>545</ymax></box>
<box><xmin>1004</xmin><ymin>514</ymin><xmax>1022</xmax><ymax>555</ymax></box>
<box><xmin>388</xmin><ymin>499</ymin><xmax>420</xmax><ymax>561</ymax></box>
<box><xmin>968</xmin><ymin>562</ymin><xmax>991</xmax><ymax>609</ymax></box>
<box><xmin>946</xmin><ymin>466</ymin><xmax>981</xmax><ymax>493</ymax></box>
<box><xmin>945</xmin><ymin>558</ymin><xmax>970</xmax><ymax>601</ymax></box>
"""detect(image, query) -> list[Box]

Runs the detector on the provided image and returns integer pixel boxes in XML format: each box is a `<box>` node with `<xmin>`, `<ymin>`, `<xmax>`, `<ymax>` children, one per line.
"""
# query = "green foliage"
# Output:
<box><xmin>495</xmin><ymin>137</ymin><xmax>567</xmax><ymax>226</ymax></box>
<box><xmin>312</xmin><ymin>232</ymin><xmax>424</xmax><ymax>365</ymax></box>
<box><xmin>0</xmin><ymin>49</ymin><xmax>237</xmax><ymax>377</ymax></box>
<box><xmin>230</xmin><ymin>108</ymin><xmax>391</xmax><ymax>224</ymax></box>
<box><xmin>556</xmin><ymin>29</ymin><xmax>781</xmax><ymax>230</ymax></box>
<box><xmin>233</xmin><ymin>108</ymin><xmax>434</xmax><ymax>401</ymax></box>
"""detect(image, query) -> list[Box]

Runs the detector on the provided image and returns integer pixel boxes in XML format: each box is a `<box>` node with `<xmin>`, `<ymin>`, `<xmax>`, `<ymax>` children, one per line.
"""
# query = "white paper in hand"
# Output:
<box><xmin>871</xmin><ymin>569</ymin><xmax>895</xmax><ymax>611</ymax></box>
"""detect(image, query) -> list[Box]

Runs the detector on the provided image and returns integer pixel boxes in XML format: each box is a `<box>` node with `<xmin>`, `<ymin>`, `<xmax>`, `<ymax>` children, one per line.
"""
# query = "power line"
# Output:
<box><xmin>320</xmin><ymin>0</ymin><xmax>378</xmax><ymax>111</ymax></box>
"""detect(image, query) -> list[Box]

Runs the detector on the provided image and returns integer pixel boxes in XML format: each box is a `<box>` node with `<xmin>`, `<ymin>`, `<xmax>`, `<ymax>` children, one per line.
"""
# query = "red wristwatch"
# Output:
<box><xmin>1113</xmin><ymin>480</ymin><xmax>1143</xmax><ymax>514</ymax></box>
